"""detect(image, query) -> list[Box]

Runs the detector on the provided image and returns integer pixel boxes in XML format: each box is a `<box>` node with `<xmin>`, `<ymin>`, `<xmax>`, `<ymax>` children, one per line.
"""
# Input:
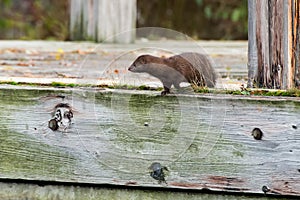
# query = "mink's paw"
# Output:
<box><xmin>161</xmin><ymin>90</ymin><xmax>170</xmax><ymax>96</ymax></box>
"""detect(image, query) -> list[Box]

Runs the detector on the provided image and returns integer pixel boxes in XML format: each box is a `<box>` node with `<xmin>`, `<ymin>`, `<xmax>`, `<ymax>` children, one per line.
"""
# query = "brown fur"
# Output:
<box><xmin>128</xmin><ymin>52</ymin><xmax>217</xmax><ymax>95</ymax></box>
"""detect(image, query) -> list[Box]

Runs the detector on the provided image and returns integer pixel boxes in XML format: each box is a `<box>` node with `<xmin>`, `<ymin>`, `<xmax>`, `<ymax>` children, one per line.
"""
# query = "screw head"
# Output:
<box><xmin>262</xmin><ymin>185</ymin><xmax>270</xmax><ymax>194</ymax></box>
<box><xmin>251</xmin><ymin>128</ymin><xmax>263</xmax><ymax>140</ymax></box>
<box><xmin>148</xmin><ymin>162</ymin><xmax>168</xmax><ymax>184</ymax></box>
<box><xmin>48</xmin><ymin>119</ymin><xmax>59</xmax><ymax>131</ymax></box>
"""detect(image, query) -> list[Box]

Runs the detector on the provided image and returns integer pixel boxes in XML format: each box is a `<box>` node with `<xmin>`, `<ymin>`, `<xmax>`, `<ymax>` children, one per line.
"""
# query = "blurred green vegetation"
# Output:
<box><xmin>0</xmin><ymin>0</ymin><xmax>69</xmax><ymax>40</ymax></box>
<box><xmin>137</xmin><ymin>0</ymin><xmax>248</xmax><ymax>40</ymax></box>
<box><xmin>0</xmin><ymin>0</ymin><xmax>247</xmax><ymax>40</ymax></box>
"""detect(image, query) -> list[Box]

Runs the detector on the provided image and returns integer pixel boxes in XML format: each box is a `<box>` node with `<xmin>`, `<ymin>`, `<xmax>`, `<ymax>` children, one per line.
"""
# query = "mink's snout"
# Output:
<box><xmin>128</xmin><ymin>64</ymin><xmax>135</xmax><ymax>71</ymax></box>
<box><xmin>129</xmin><ymin>62</ymin><xmax>139</xmax><ymax>72</ymax></box>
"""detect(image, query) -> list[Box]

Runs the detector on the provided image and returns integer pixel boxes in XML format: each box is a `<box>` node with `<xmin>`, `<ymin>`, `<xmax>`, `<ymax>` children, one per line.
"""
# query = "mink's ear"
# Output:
<box><xmin>139</xmin><ymin>56</ymin><xmax>146</xmax><ymax>64</ymax></box>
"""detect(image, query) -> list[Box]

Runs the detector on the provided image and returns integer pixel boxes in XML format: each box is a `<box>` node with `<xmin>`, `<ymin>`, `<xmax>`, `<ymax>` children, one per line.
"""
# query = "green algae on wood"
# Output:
<box><xmin>0</xmin><ymin>86</ymin><xmax>299</xmax><ymax>196</ymax></box>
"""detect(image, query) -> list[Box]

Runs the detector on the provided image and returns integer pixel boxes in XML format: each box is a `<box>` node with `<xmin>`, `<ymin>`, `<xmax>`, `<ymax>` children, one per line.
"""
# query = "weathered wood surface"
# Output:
<box><xmin>248</xmin><ymin>0</ymin><xmax>300</xmax><ymax>89</ymax></box>
<box><xmin>0</xmin><ymin>40</ymin><xmax>247</xmax><ymax>89</ymax></box>
<box><xmin>0</xmin><ymin>86</ymin><xmax>300</xmax><ymax>197</ymax></box>
<box><xmin>0</xmin><ymin>182</ymin><xmax>279</xmax><ymax>200</ymax></box>
<box><xmin>70</xmin><ymin>0</ymin><xmax>136</xmax><ymax>43</ymax></box>
<box><xmin>247</xmin><ymin>0</ymin><xmax>257</xmax><ymax>89</ymax></box>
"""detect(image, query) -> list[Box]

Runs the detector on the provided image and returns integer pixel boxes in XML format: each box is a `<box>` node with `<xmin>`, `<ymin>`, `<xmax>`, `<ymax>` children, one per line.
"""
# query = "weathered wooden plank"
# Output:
<box><xmin>0</xmin><ymin>182</ymin><xmax>287</xmax><ymax>200</ymax></box>
<box><xmin>0</xmin><ymin>181</ymin><xmax>296</xmax><ymax>200</ymax></box>
<box><xmin>0</xmin><ymin>86</ymin><xmax>300</xmax><ymax>197</ymax></box>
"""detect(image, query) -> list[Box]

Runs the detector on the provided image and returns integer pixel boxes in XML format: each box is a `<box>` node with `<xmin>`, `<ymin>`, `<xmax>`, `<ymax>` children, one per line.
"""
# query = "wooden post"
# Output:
<box><xmin>96</xmin><ymin>0</ymin><xmax>136</xmax><ymax>43</ymax></box>
<box><xmin>70</xmin><ymin>0</ymin><xmax>136</xmax><ymax>43</ymax></box>
<box><xmin>269</xmin><ymin>0</ymin><xmax>284</xmax><ymax>89</ymax></box>
<box><xmin>247</xmin><ymin>0</ymin><xmax>257</xmax><ymax>88</ymax></box>
<box><xmin>70</xmin><ymin>0</ymin><xmax>84</xmax><ymax>40</ymax></box>
<box><xmin>256</xmin><ymin>0</ymin><xmax>271</xmax><ymax>88</ymax></box>
<box><xmin>248</xmin><ymin>0</ymin><xmax>300</xmax><ymax>89</ymax></box>
<box><xmin>291</xmin><ymin>0</ymin><xmax>300</xmax><ymax>87</ymax></box>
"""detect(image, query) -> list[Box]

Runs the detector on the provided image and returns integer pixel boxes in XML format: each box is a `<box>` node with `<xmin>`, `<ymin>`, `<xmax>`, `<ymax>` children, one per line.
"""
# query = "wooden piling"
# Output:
<box><xmin>70</xmin><ymin>0</ymin><xmax>136</xmax><ymax>43</ymax></box>
<box><xmin>248</xmin><ymin>0</ymin><xmax>300</xmax><ymax>89</ymax></box>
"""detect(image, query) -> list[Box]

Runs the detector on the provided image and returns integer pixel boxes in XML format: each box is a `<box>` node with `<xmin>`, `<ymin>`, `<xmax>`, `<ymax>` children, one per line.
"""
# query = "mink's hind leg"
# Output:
<box><xmin>161</xmin><ymin>86</ymin><xmax>170</xmax><ymax>96</ymax></box>
<box><xmin>161</xmin><ymin>81</ymin><xmax>172</xmax><ymax>96</ymax></box>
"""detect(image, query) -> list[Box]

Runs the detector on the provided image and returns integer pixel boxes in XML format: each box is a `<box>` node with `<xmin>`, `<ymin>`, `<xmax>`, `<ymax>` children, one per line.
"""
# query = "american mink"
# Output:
<box><xmin>128</xmin><ymin>52</ymin><xmax>217</xmax><ymax>95</ymax></box>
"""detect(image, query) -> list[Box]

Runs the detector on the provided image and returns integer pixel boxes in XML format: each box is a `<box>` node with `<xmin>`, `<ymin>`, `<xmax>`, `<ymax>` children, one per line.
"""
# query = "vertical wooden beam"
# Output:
<box><xmin>70</xmin><ymin>0</ymin><xmax>95</xmax><ymax>40</ymax></box>
<box><xmin>255</xmin><ymin>0</ymin><xmax>271</xmax><ymax>88</ymax></box>
<box><xmin>248</xmin><ymin>0</ymin><xmax>299</xmax><ymax>89</ymax></box>
<box><xmin>247</xmin><ymin>0</ymin><xmax>257</xmax><ymax>88</ymax></box>
<box><xmin>70</xmin><ymin>0</ymin><xmax>84</xmax><ymax>40</ymax></box>
<box><xmin>282</xmin><ymin>0</ymin><xmax>299</xmax><ymax>89</ymax></box>
<box><xmin>269</xmin><ymin>0</ymin><xmax>284</xmax><ymax>89</ymax></box>
<box><xmin>85</xmin><ymin>0</ymin><xmax>96</xmax><ymax>40</ymax></box>
<box><xmin>293</xmin><ymin>0</ymin><xmax>300</xmax><ymax>87</ymax></box>
<box><xmin>70</xmin><ymin>0</ymin><xmax>136</xmax><ymax>43</ymax></box>
<box><xmin>282</xmin><ymin>0</ymin><xmax>300</xmax><ymax>89</ymax></box>
<box><xmin>96</xmin><ymin>0</ymin><xmax>136</xmax><ymax>43</ymax></box>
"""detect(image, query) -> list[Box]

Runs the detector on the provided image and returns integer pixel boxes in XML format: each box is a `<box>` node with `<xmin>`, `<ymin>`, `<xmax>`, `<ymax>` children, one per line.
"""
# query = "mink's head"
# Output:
<box><xmin>128</xmin><ymin>55</ymin><xmax>156</xmax><ymax>73</ymax></box>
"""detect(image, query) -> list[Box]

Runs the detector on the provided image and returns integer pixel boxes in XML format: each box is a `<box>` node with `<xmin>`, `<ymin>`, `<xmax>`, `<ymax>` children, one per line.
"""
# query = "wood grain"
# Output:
<box><xmin>248</xmin><ymin>0</ymin><xmax>300</xmax><ymax>89</ymax></box>
<box><xmin>0</xmin><ymin>86</ymin><xmax>300</xmax><ymax>197</ymax></box>
<box><xmin>70</xmin><ymin>0</ymin><xmax>136</xmax><ymax>43</ymax></box>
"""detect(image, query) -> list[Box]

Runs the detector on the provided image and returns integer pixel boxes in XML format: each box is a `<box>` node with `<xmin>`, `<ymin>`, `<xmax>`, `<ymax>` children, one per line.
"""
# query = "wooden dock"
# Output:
<box><xmin>0</xmin><ymin>40</ymin><xmax>299</xmax><ymax>199</ymax></box>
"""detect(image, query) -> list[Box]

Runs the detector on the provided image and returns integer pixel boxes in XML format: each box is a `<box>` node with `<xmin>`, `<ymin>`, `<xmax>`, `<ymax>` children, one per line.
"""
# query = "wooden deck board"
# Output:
<box><xmin>0</xmin><ymin>86</ymin><xmax>299</xmax><ymax>197</ymax></box>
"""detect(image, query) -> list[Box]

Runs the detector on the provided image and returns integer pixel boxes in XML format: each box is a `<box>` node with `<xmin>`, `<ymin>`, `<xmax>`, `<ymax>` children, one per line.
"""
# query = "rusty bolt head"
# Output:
<box><xmin>48</xmin><ymin>119</ymin><xmax>59</xmax><ymax>131</ymax></box>
<box><xmin>148</xmin><ymin>162</ymin><xmax>168</xmax><ymax>184</ymax></box>
<box><xmin>262</xmin><ymin>185</ymin><xmax>270</xmax><ymax>194</ymax></box>
<box><xmin>252</xmin><ymin>128</ymin><xmax>263</xmax><ymax>140</ymax></box>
